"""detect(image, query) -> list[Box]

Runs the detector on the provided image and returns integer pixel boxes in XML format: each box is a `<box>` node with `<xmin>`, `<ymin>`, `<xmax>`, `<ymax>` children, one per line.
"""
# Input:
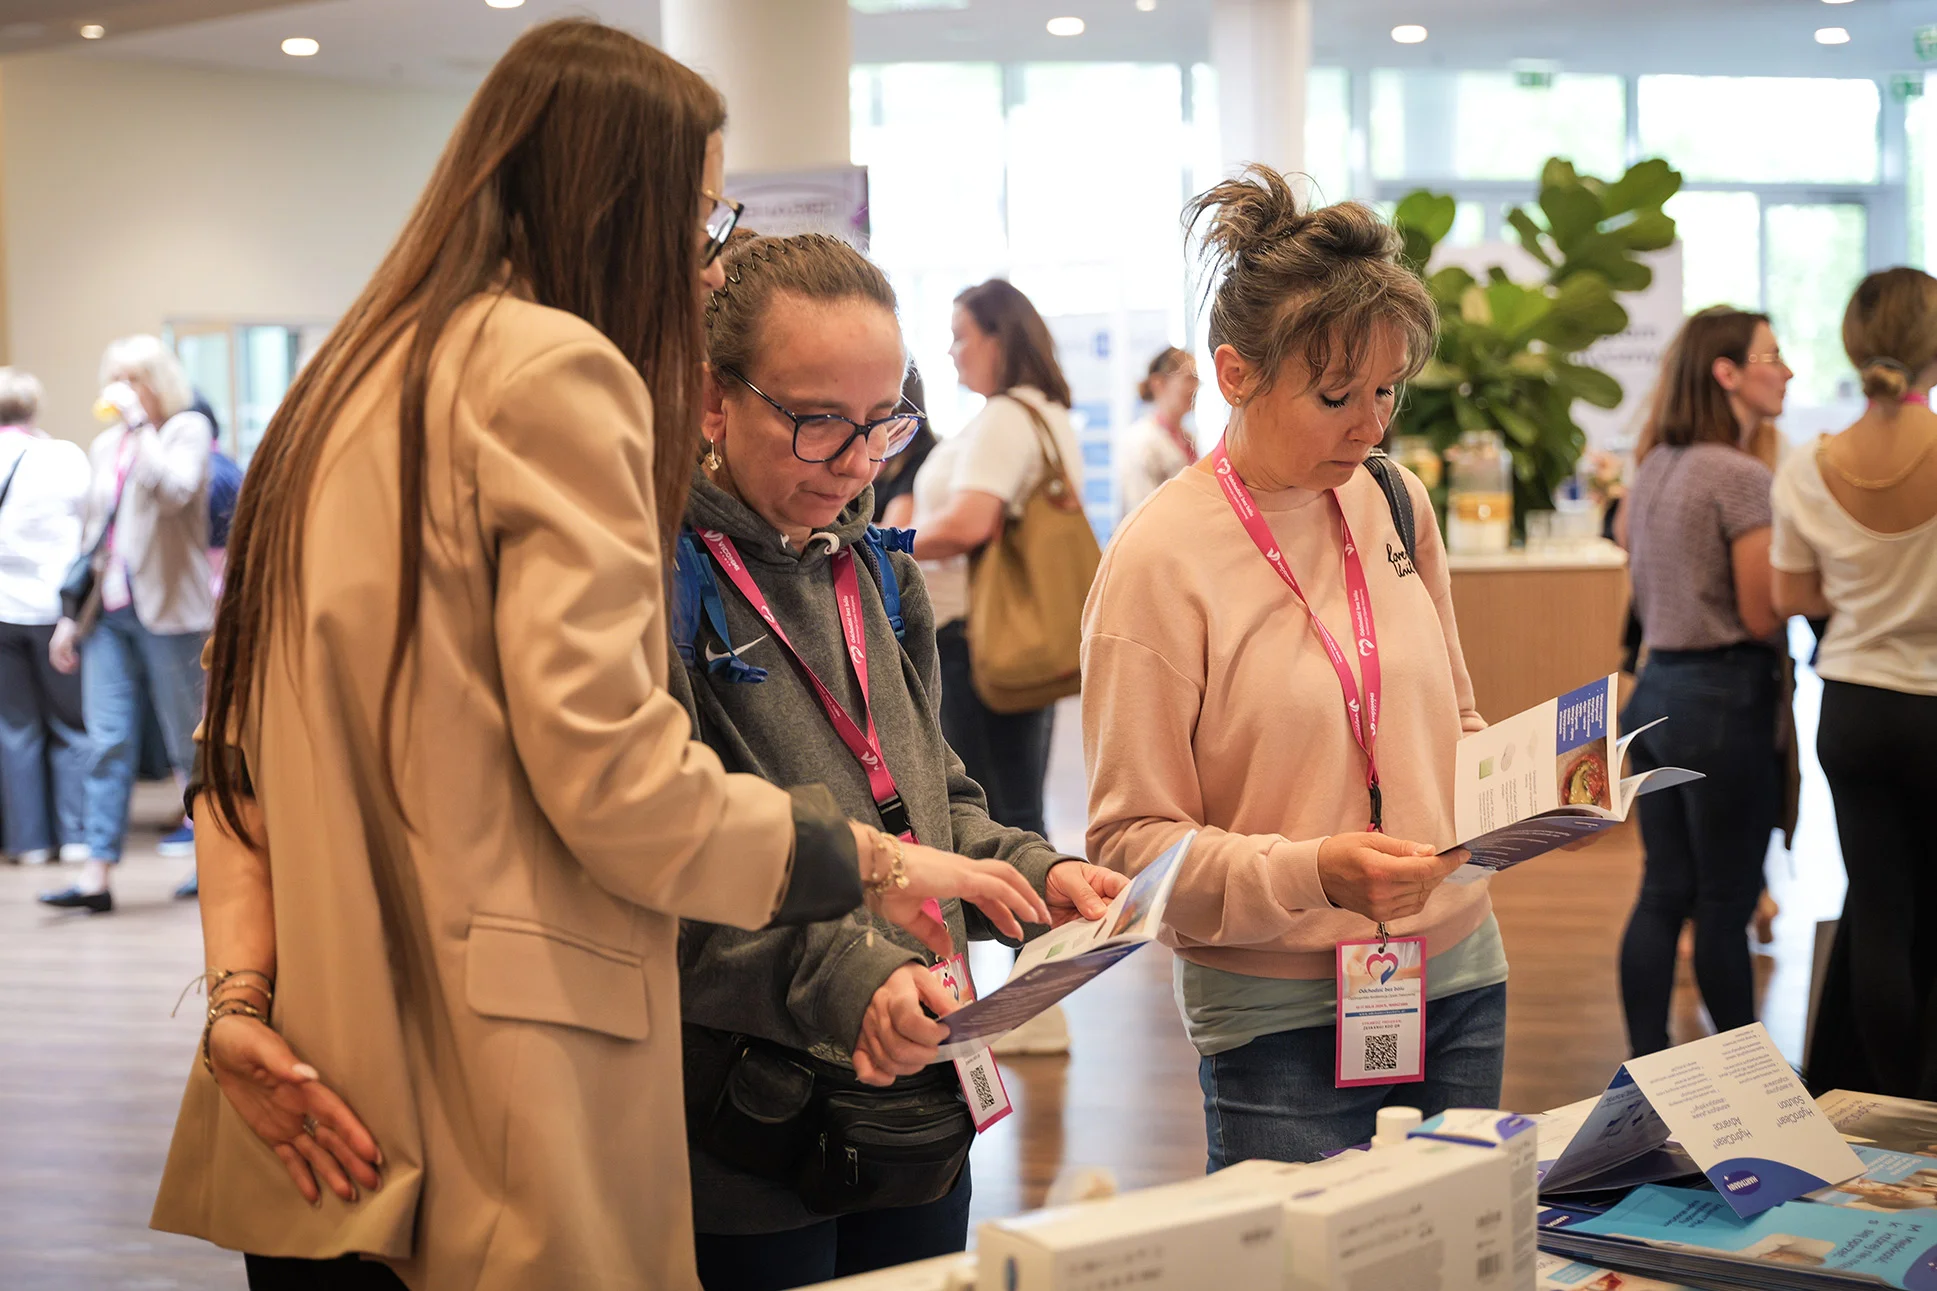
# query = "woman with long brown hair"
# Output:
<box><xmin>1617</xmin><ymin>306</ymin><xmax>1792</xmax><ymax>1058</ymax></box>
<box><xmin>148</xmin><ymin>21</ymin><xmax>1047</xmax><ymax>1291</ymax></box>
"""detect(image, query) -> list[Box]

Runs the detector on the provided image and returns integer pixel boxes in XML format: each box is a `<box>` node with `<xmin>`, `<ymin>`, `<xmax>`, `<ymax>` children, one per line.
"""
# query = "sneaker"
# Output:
<box><xmin>38</xmin><ymin>886</ymin><xmax>113</xmax><ymax>914</ymax></box>
<box><xmin>991</xmin><ymin>1003</ymin><xmax>1071</xmax><ymax>1056</ymax></box>
<box><xmin>157</xmin><ymin>821</ymin><xmax>196</xmax><ymax>858</ymax></box>
<box><xmin>174</xmin><ymin>872</ymin><xmax>199</xmax><ymax>901</ymax></box>
<box><xmin>59</xmin><ymin>844</ymin><xmax>91</xmax><ymax>863</ymax></box>
<box><xmin>10</xmin><ymin>849</ymin><xmax>51</xmax><ymax>866</ymax></box>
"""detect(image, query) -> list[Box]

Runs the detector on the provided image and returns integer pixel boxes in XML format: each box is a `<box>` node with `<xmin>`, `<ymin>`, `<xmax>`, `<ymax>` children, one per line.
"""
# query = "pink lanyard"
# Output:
<box><xmin>1210</xmin><ymin>442</ymin><xmax>1385</xmax><ymax>832</ymax></box>
<box><xmin>697</xmin><ymin>530</ymin><xmax>917</xmax><ymax>843</ymax></box>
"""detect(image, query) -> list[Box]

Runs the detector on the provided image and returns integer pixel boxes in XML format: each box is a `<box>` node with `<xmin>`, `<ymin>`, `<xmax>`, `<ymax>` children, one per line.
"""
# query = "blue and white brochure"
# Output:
<box><xmin>1535</xmin><ymin>1025</ymin><xmax>1861</xmax><ymax>1217</ymax></box>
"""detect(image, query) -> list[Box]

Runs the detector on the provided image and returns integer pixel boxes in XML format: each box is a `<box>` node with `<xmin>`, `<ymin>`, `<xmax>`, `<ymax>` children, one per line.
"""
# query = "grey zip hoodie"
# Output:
<box><xmin>669</xmin><ymin>471</ymin><xmax>1066</xmax><ymax>1234</ymax></box>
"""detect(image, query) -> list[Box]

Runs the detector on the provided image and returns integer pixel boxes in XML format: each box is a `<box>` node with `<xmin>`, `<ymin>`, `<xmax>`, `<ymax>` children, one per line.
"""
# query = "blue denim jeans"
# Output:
<box><xmin>1199</xmin><ymin>981</ymin><xmax>1508</xmax><ymax>1169</ymax></box>
<box><xmin>0</xmin><ymin>619</ymin><xmax>89</xmax><ymax>854</ymax></box>
<box><xmin>692</xmin><ymin>1162</ymin><xmax>971</xmax><ymax>1291</ymax></box>
<box><xmin>80</xmin><ymin>607</ymin><xmax>206</xmax><ymax>862</ymax></box>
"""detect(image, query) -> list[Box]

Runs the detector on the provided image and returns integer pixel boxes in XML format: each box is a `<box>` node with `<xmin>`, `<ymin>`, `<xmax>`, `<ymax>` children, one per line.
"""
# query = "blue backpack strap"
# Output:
<box><xmin>861</xmin><ymin>526</ymin><xmax>911</xmax><ymax>641</ymax></box>
<box><xmin>675</xmin><ymin>530</ymin><xmax>767</xmax><ymax>684</ymax></box>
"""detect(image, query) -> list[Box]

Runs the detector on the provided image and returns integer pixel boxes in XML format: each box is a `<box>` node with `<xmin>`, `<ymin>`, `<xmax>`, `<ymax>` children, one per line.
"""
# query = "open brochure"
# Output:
<box><xmin>1445</xmin><ymin>674</ymin><xmax>1705</xmax><ymax>883</ymax></box>
<box><xmin>934</xmin><ymin>832</ymin><xmax>1192</xmax><ymax>1062</ymax></box>
<box><xmin>1540</xmin><ymin>1184</ymin><xmax>1937</xmax><ymax>1290</ymax></box>
<box><xmin>1821</xmin><ymin>1093</ymin><xmax>1937</xmax><ymax>1158</ymax></box>
<box><xmin>1538</xmin><ymin>1251</ymin><xmax>1694</xmax><ymax>1290</ymax></box>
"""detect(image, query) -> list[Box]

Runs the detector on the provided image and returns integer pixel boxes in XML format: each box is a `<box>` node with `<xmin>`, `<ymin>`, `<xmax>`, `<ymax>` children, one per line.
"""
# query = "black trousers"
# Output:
<box><xmin>244</xmin><ymin>1254</ymin><xmax>408</xmax><ymax>1290</ymax></box>
<box><xmin>935</xmin><ymin>619</ymin><xmax>1053</xmax><ymax>838</ymax></box>
<box><xmin>1810</xmin><ymin>680</ymin><xmax>1937</xmax><ymax>1098</ymax></box>
<box><xmin>1618</xmin><ymin>645</ymin><xmax>1783</xmax><ymax>1056</ymax></box>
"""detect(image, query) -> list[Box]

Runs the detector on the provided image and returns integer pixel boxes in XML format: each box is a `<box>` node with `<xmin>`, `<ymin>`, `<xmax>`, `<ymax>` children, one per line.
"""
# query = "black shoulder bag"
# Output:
<box><xmin>1362</xmin><ymin>449</ymin><xmax>1417</xmax><ymax>562</ymax></box>
<box><xmin>59</xmin><ymin>471</ymin><xmax>129</xmax><ymax>624</ymax></box>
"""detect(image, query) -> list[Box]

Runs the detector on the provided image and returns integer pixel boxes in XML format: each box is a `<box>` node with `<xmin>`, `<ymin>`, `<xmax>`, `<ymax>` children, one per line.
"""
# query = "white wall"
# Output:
<box><xmin>1</xmin><ymin>54</ymin><xmax>470</xmax><ymax>444</ymax></box>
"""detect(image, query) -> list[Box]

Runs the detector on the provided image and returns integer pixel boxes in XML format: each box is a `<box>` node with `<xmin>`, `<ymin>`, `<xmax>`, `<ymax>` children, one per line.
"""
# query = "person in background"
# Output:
<box><xmin>1773</xmin><ymin>268</ymin><xmax>1937</xmax><ymax>1098</ymax></box>
<box><xmin>674</xmin><ymin>231</ymin><xmax>1123</xmax><ymax>1291</ymax></box>
<box><xmin>1616</xmin><ymin>308</ymin><xmax>1790</xmax><ymax>1057</ymax></box>
<box><xmin>0</xmin><ymin>367</ymin><xmax>92</xmax><ymax>867</ymax></box>
<box><xmin>870</xmin><ymin>365</ymin><xmax>935</xmax><ymax>527</ymax></box>
<box><xmin>150</xmin><ymin>23</ymin><xmax>1049</xmax><ymax>1290</ymax></box>
<box><xmin>909</xmin><ymin>279</ymin><xmax>1083</xmax><ymax>1056</ymax></box>
<box><xmin>42</xmin><ymin>336</ymin><xmax>213</xmax><ymax>913</ymax></box>
<box><xmin>1117</xmin><ymin>345</ymin><xmax>1200</xmax><ymax>516</ymax></box>
<box><xmin>1085</xmin><ymin>168</ymin><xmax>1499</xmax><ymax>1166</ymax></box>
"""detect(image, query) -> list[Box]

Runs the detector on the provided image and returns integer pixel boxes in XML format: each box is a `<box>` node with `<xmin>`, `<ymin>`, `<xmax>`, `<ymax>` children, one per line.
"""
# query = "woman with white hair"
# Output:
<box><xmin>0</xmin><ymin>367</ymin><xmax>91</xmax><ymax>866</ymax></box>
<box><xmin>41</xmin><ymin>335</ymin><xmax>212</xmax><ymax>913</ymax></box>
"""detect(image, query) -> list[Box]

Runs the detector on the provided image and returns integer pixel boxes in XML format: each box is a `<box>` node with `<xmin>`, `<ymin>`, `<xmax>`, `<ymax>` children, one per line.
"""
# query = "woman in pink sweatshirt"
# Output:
<box><xmin>1082</xmin><ymin>167</ymin><xmax>1504</xmax><ymax>1166</ymax></box>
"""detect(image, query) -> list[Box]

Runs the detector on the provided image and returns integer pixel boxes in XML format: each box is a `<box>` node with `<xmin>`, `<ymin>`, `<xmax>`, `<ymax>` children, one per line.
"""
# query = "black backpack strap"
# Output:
<box><xmin>0</xmin><ymin>444</ymin><xmax>24</xmax><ymax>514</ymax></box>
<box><xmin>1362</xmin><ymin>450</ymin><xmax>1416</xmax><ymax>563</ymax></box>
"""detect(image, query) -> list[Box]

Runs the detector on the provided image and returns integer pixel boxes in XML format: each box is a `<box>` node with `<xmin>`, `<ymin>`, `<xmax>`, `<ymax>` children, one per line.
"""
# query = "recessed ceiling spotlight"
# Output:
<box><xmin>1392</xmin><ymin>24</ymin><xmax>1428</xmax><ymax>44</ymax></box>
<box><xmin>79</xmin><ymin>23</ymin><xmax>106</xmax><ymax>39</ymax></box>
<box><xmin>485</xmin><ymin>0</ymin><xmax>525</xmax><ymax>8</ymax></box>
<box><xmin>1046</xmin><ymin>16</ymin><xmax>1085</xmax><ymax>36</ymax></box>
<box><xmin>1136</xmin><ymin>0</ymin><xmax>1158</xmax><ymax>10</ymax></box>
<box><xmin>1821</xmin><ymin>0</ymin><xmax>1854</xmax><ymax>5</ymax></box>
<box><xmin>1815</xmin><ymin>26</ymin><xmax>1851</xmax><ymax>43</ymax></box>
<box><xmin>281</xmin><ymin>36</ymin><xmax>320</xmax><ymax>56</ymax></box>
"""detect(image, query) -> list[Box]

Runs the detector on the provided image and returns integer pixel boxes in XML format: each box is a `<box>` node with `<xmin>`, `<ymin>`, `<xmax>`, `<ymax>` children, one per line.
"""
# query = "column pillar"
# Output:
<box><xmin>659</xmin><ymin>0</ymin><xmax>852</xmax><ymax>174</ymax></box>
<box><xmin>1210</xmin><ymin>0</ymin><xmax>1312</xmax><ymax>180</ymax></box>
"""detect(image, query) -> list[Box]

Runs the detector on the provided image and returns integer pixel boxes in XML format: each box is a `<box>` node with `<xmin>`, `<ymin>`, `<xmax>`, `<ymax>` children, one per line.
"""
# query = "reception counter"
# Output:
<box><xmin>1446</xmin><ymin>539</ymin><xmax>1631</xmax><ymax>722</ymax></box>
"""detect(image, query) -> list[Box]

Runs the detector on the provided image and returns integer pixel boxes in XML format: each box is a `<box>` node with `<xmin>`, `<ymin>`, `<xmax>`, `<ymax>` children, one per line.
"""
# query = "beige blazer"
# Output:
<box><xmin>151</xmin><ymin>295</ymin><xmax>802</xmax><ymax>1290</ymax></box>
<box><xmin>82</xmin><ymin>412</ymin><xmax>213</xmax><ymax>635</ymax></box>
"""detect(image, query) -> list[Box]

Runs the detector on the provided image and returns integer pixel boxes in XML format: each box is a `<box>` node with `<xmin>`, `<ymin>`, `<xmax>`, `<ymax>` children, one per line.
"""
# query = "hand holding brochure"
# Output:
<box><xmin>935</xmin><ymin>832</ymin><xmax>1192</xmax><ymax>1061</ymax></box>
<box><xmin>1445</xmin><ymin>674</ymin><xmax>1704</xmax><ymax>882</ymax></box>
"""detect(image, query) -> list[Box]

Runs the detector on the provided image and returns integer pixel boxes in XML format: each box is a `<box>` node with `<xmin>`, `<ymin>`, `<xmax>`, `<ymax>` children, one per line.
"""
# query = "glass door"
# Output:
<box><xmin>1764</xmin><ymin>202</ymin><xmax>1870</xmax><ymax>407</ymax></box>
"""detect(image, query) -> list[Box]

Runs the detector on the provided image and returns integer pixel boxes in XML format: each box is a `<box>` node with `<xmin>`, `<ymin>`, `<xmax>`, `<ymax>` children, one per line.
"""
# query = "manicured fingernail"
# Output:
<box><xmin>292</xmin><ymin>1063</ymin><xmax>320</xmax><ymax>1081</ymax></box>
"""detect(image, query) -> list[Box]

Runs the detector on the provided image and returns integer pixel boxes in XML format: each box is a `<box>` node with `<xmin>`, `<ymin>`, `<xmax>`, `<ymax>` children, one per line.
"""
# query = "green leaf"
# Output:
<box><xmin>1553</xmin><ymin>361</ymin><xmax>1625</xmax><ymax>409</ymax></box>
<box><xmin>1505</xmin><ymin>208</ymin><xmax>1556</xmax><ymax>268</ymax></box>
<box><xmin>1394</xmin><ymin>191</ymin><xmax>1458</xmax><ymax>246</ymax></box>
<box><xmin>1615</xmin><ymin>210</ymin><xmax>1676</xmax><ymax>252</ymax></box>
<box><xmin>1508</xmin><ymin>351</ymin><xmax>1553</xmax><ymax>378</ymax></box>
<box><xmin>1540</xmin><ymin>158</ymin><xmax>1581</xmax><ymax>192</ymax></box>
<box><xmin>1460</xmin><ymin>284</ymin><xmax>1493</xmax><ymax>326</ymax></box>
<box><xmin>1539</xmin><ymin>183</ymin><xmax>1605</xmax><ymax>250</ymax></box>
<box><xmin>1411</xmin><ymin>358</ymin><xmax>1464</xmax><ymax>389</ymax></box>
<box><xmin>1452</xmin><ymin>392</ymin><xmax>1491</xmax><ymax>434</ymax></box>
<box><xmin>1599</xmin><ymin>158</ymin><xmax>1683</xmax><ymax>218</ymax></box>
<box><xmin>1486</xmin><ymin>280</ymin><xmax>1552</xmax><ymax>341</ymax></box>
<box><xmin>1494</xmin><ymin>404</ymin><xmax>1543</xmax><ymax>449</ymax></box>
<box><xmin>1428</xmin><ymin>266</ymin><xmax>1477</xmax><ymax>307</ymax></box>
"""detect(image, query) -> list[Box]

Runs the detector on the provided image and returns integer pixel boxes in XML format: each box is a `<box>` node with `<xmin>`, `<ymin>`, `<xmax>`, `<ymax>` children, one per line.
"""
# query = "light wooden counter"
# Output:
<box><xmin>1447</xmin><ymin>540</ymin><xmax>1631</xmax><ymax>722</ymax></box>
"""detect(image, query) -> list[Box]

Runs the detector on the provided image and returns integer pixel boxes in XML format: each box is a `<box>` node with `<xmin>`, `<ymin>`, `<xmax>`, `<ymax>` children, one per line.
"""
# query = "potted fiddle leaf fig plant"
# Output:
<box><xmin>1392</xmin><ymin>157</ymin><xmax>1683</xmax><ymax>532</ymax></box>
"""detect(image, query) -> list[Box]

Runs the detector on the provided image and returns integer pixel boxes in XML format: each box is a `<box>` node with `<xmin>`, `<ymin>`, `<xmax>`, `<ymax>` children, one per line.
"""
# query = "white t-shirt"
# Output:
<box><xmin>910</xmin><ymin>386</ymin><xmax>1082</xmax><ymax>625</ymax></box>
<box><xmin>1117</xmin><ymin>414</ymin><xmax>1195</xmax><ymax>518</ymax></box>
<box><xmin>0</xmin><ymin>429</ymin><xmax>90</xmax><ymax>625</ymax></box>
<box><xmin>1771</xmin><ymin>439</ymin><xmax>1937</xmax><ymax>696</ymax></box>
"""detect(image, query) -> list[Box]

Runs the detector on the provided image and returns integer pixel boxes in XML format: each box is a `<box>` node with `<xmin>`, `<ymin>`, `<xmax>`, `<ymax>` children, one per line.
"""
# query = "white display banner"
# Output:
<box><xmin>723</xmin><ymin>165</ymin><xmax>870</xmax><ymax>250</ymax></box>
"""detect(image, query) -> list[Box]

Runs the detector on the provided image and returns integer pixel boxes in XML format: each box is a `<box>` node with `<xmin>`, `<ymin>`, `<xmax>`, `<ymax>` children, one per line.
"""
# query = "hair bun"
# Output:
<box><xmin>1861</xmin><ymin>357</ymin><xmax>1911</xmax><ymax>400</ymax></box>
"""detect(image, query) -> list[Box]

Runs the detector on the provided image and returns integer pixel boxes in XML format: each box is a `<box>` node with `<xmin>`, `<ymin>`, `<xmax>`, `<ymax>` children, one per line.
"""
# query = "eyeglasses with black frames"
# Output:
<box><xmin>722</xmin><ymin>367</ymin><xmax>926</xmax><ymax>464</ymax></box>
<box><xmin>702</xmin><ymin>190</ymin><xmax>743</xmax><ymax>267</ymax></box>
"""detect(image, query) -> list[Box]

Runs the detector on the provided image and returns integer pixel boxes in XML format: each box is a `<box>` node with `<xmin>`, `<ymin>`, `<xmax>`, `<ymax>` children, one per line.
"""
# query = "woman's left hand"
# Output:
<box><xmin>207</xmin><ymin>1014</ymin><xmax>383</xmax><ymax>1205</ymax></box>
<box><xmin>1044</xmin><ymin>861</ymin><xmax>1128</xmax><ymax>928</ymax></box>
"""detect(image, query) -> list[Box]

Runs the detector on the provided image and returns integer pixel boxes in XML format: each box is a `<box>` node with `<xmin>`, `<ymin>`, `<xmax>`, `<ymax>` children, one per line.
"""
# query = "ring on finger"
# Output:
<box><xmin>302</xmin><ymin>1114</ymin><xmax>320</xmax><ymax>1138</ymax></box>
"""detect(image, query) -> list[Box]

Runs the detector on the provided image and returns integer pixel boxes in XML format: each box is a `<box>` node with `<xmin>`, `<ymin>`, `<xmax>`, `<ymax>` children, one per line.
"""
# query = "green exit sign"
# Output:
<box><xmin>1917</xmin><ymin>23</ymin><xmax>1937</xmax><ymax>62</ymax></box>
<box><xmin>1894</xmin><ymin>73</ymin><xmax>1927</xmax><ymax>102</ymax></box>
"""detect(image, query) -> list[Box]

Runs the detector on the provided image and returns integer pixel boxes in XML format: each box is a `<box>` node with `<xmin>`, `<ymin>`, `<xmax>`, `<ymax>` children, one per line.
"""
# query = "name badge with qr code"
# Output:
<box><xmin>929</xmin><ymin>953</ymin><xmax>1012</xmax><ymax>1132</ymax></box>
<box><xmin>1334</xmin><ymin>936</ymin><xmax>1427</xmax><ymax>1088</ymax></box>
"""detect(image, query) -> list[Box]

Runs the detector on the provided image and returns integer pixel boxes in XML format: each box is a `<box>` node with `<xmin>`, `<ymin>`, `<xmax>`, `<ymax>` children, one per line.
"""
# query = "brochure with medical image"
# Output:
<box><xmin>1540</xmin><ymin>1184</ymin><xmax>1937</xmax><ymax>1290</ymax></box>
<box><xmin>934</xmin><ymin>832</ymin><xmax>1192</xmax><ymax>1061</ymax></box>
<box><xmin>1822</xmin><ymin>1093</ymin><xmax>1937</xmax><ymax>1158</ymax></box>
<box><xmin>1534</xmin><ymin>1024</ymin><xmax>1862</xmax><ymax>1218</ymax></box>
<box><xmin>1810</xmin><ymin>1147</ymin><xmax>1937</xmax><ymax>1215</ymax></box>
<box><xmin>1444</xmin><ymin>674</ymin><xmax>1704</xmax><ymax>883</ymax></box>
<box><xmin>1538</xmin><ymin>1250</ymin><xmax>1694</xmax><ymax>1290</ymax></box>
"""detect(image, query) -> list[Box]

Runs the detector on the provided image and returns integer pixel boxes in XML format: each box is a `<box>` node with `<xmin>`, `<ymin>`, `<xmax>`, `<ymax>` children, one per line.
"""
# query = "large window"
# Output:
<box><xmin>1638</xmin><ymin>75</ymin><xmax>1879</xmax><ymax>185</ymax></box>
<box><xmin>167</xmin><ymin>320</ymin><xmax>329</xmax><ymax>465</ymax></box>
<box><xmin>1370</xmin><ymin>70</ymin><xmax>1627</xmax><ymax>183</ymax></box>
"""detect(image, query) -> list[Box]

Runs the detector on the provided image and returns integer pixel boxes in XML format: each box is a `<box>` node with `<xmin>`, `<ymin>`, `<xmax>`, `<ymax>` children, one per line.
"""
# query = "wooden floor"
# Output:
<box><xmin>0</xmin><ymin>663</ymin><xmax>1848</xmax><ymax>1287</ymax></box>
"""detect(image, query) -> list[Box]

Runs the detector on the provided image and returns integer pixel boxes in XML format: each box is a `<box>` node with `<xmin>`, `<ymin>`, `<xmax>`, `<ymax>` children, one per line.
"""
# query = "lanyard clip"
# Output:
<box><xmin>876</xmin><ymin>793</ymin><xmax>912</xmax><ymax>841</ymax></box>
<box><xmin>1368</xmin><ymin>782</ymin><xmax>1384</xmax><ymax>833</ymax></box>
<box><xmin>1376</xmin><ymin>921</ymin><xmax>1389</xmax><ymax>951</ymax></box>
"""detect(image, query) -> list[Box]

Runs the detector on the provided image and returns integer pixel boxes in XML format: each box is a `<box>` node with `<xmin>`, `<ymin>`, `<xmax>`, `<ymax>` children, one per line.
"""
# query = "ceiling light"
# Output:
<box><xmin>1046</xmin><ymin>16</ymin><xmax>1085</xmax><ymax>36</ymax></box>
<box><xmin>485</xmin><ymin>0</ymin><xmax>525</xmax><ymax>7</ymax></box>
<box><xmin>1136</xmin><ymin>0</ymin><xmax>1157</xmax><ymax>10</ymax></box>
<box><xmin>1821</xmin><ymin>0</ymin><xmax>1854</xmax><ymax>5</ymax></box>
<box><xmin>1815</xmin><ymin>26</ymin><xmax>1851</xmax><ymax>44</ymax></box>
<box><xmin>79</xmin><ymin>23</ymin><xmax>105</xmax><ymax>39</ymax></box>
<box><xmin>1391</xmin><ymin>24</ymin><xmax>1428</xmax><ymax>44</ymax></box>
<box><xmin>281</xmin><ymin>36</ymin><xmax>319</xmax><ymax>56</ymax></box>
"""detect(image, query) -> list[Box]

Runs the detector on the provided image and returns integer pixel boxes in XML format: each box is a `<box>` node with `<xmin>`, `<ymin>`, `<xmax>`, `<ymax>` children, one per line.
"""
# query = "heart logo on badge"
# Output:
<box><xmin>1365</xmin><ymin>951</ymin><xmax>1399</xmax><ymax>985</ymax></box>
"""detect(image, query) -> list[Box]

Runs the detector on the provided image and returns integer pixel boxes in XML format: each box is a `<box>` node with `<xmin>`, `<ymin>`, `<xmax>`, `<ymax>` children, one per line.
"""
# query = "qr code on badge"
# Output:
<box><xmin>969</xmin><ymin>1064</ymin><xmax>997</xmax><ymax>1111</ymax></box>
<box><xmin>1363</xmin><ymin>1031</ymin><xmax>1399</xmax><ymax>1072</ymax></box>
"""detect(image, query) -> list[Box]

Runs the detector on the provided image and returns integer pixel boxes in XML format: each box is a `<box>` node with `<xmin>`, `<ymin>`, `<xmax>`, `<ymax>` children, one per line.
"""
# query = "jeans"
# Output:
<box><xmin>80</xmin><ymin>606</ymin><xmax>206</xmax><ymax>863</ymax></box>
<box><xmin>693</xmin><ymin>1162</ymin><xmax>971</xmax><ymax>1291</ymax></box>
<box><xmin>935</xmin><ymin>620</ymin><xmax>1052</xmax><ymax>837</ymax></box>
<box><xmin>0</xmin><ymin>620</ymin><xmax>88</xmax><ymax>855</ymax></box>
<box><xmin>1618</xmin><ymin>645</ymin><xmax>1782</xmax><ymax>1057</ymax></box>
<box><xmin>1815</xmin><ymin>680</ymin><xmax>1937</xmax><ymax>1098</ymax></box>
<box><xmin>1199</xmin><ymin>982</ymin><xmax>1507</xmax><ymax>1168</ymax></box>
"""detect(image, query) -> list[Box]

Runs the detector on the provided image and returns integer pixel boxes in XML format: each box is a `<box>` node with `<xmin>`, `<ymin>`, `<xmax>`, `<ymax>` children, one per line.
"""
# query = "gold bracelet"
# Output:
<box><xmin>200</xmin><ymin>1000</ymin><xmax>266</xmax><ymax>1074</ymax></box>
<box><xmin>865</xmin><ymin>831</ymin><xmax>908</xmax><ymax>896</ymax></box>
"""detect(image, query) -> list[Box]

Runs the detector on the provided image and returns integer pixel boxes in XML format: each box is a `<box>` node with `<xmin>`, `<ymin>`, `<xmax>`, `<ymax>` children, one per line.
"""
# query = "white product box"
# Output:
<box><xmin>1270</xmin><ymin>1136</ymin><xmax>1522</xmax><ymax>1291</ymax></box>
<box><xmin>803</xmin><ymin>1253</ymin><xmax>975</xmax><ymax>1289</ymax></box>
<box><xmin>1414</xmin><ymin>1109</ymin><xmax>1541</xmax><ymax>1291</ymax></box>
<box><xmin>976</xmin><ymin>1182</ymin><xmax>1284</xmax><ymax>1291</ymax></box>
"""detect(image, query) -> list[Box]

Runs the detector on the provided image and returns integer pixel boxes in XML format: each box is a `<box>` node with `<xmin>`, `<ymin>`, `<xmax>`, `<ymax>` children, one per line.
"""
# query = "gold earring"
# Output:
<box><xmin>703</xmin><ymin>438</ymin><xmax>723</xmax><ymax>471</ymax></box>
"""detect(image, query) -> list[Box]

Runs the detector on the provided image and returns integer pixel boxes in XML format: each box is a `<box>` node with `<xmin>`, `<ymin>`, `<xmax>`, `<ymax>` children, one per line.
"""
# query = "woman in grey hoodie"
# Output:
<box><xmin>670</xmin><ymin>233</ymin><xmax>1124</xmax><ymax>1290</ymax></box>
